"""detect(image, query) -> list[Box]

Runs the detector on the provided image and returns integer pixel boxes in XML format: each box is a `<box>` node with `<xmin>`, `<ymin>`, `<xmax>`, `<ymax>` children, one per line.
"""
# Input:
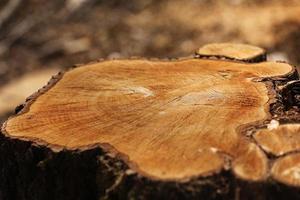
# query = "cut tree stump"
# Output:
<box><xmin>1</xmin><ymin>43</ymin><xmax>300</xmax><ymax>200</ymax></box>
<box><xmin>196</xmin><ymin>43</ymin><xmax>267</xmax><ymax>63</ymax></box>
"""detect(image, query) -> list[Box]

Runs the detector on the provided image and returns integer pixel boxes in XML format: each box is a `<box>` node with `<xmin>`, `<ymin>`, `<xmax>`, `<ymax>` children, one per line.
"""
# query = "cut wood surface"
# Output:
<box><xmin>2</xmin><ymin>59</ymin><xmax>294</xmax><ymax>180</ymax></box>
<box><xmin>196</xmin><ymin>43</ymin><xmax>266</xmax><ymax>62</ymax></box>
<box><xmin>1</xmin><ymin>43</ymin><xmax>300</xmax><ymax>200</ymax></box>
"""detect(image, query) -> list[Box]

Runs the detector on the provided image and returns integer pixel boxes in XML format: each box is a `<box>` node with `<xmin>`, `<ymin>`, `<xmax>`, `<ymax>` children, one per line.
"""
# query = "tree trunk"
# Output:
<box><xmin>1</xmin><ymin>43</ymin><xmax>300</xmax><ymax>200</ymax></box>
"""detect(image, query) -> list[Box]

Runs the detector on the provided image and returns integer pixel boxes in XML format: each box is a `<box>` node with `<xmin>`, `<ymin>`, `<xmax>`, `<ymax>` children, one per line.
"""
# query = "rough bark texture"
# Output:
<box><xmin>1</xmin><ymin>43</ymin><xmax>300</xmax><ymax>200</ymax></box>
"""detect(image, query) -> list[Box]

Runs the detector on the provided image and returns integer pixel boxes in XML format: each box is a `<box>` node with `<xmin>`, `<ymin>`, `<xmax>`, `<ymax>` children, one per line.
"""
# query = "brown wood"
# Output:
<box><xmin>1</xmin><ymin>44</ymin><xmax>300</xmax><ymax>200</ymax></box>
<box><xmin>196</xmin><ymin>43</ymin><xmax>267</xmax><ymax>62</ymax></box>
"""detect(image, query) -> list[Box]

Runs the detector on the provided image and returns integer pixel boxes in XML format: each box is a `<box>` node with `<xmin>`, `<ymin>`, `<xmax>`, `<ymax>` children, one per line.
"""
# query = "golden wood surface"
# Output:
<box><xmin>3</xmin><ymin>58</ymin><xmax>298</xmax><ymax>183</ymax></box>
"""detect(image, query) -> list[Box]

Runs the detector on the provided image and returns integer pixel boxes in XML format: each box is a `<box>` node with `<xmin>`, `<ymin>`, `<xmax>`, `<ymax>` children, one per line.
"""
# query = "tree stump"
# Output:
<box><xmin>1</xmin><ymin>43</ymin><xmax>300</xmax><ymax>200</ymax></box>
<box><xmin>196</xmin><ymin>43</ymin><xmax>267</xmax><ymax>63</ymax></box>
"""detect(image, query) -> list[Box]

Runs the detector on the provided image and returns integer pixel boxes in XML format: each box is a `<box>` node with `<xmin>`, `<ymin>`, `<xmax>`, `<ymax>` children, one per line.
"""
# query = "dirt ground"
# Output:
<box><xmin>1</xmin><ymin>0</ymin><xmax>300</xmax><ymax>123</ymax></box>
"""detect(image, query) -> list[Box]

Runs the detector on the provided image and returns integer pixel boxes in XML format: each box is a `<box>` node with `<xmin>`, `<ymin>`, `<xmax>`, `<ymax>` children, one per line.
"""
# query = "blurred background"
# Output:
<box><xmin>1</xmin><ymin>0</ymin><xmax>300</xmax><ymax>124</ymax></box>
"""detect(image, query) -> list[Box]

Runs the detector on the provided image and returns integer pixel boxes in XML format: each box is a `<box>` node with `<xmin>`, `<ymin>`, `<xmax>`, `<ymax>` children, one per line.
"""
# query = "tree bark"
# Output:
<box><xmin>1</xmin><ymin>43</ymin><xmax>300</xmax><ymax>200</ymax></box>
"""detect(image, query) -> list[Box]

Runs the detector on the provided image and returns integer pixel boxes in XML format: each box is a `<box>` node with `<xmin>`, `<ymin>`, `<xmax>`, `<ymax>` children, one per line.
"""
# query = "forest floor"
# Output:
<box><xmin>1</xmin><ymin>0</ymin><xmax>300</xmax><ymax>123</ymax></box>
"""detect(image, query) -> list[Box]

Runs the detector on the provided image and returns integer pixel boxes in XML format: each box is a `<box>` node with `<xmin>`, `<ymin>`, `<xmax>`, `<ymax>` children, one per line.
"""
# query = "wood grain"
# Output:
<box><xmin>3</xmin><ymin>58</ymin><xmax>294</xmax><ymax>181</ymax></box>
<box><xmin>197</xmin><ymin>43</ymin><xmax>266</xmax><ymax>62</ymax></box>
<box><xmin>1</xmin><ymin>44</ymin><xmax>300</xmax><ymax>200</ymax></box>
